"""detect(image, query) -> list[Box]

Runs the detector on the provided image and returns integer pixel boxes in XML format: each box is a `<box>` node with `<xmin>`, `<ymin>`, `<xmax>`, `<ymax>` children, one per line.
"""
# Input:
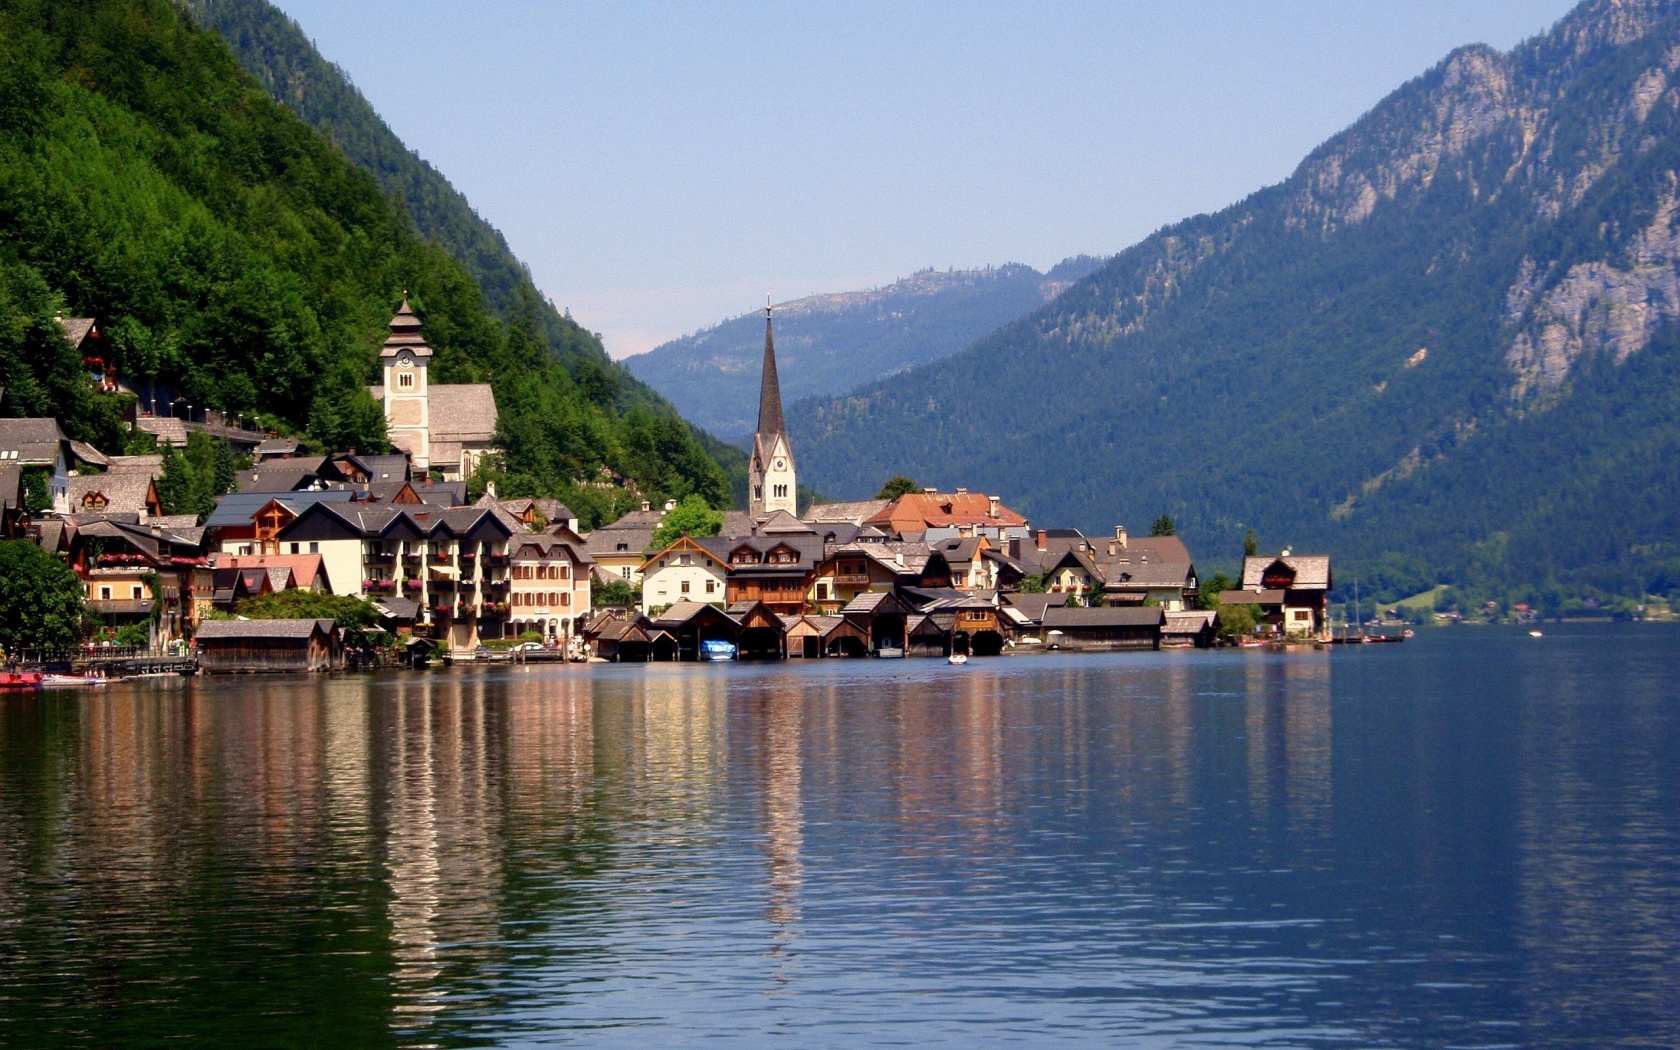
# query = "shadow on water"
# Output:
<box><xmin>0</xmin><ymin>624</ymin><xmax>1674</xmax><ymax>1047</ymax></box>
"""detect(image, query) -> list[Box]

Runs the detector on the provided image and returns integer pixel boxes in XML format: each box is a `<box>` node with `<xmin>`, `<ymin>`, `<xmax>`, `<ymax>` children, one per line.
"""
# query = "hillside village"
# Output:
<box><xmin>2</xmin><ymin>301</ymin><xmax>1331</xmax><ymax>667</ymax></box>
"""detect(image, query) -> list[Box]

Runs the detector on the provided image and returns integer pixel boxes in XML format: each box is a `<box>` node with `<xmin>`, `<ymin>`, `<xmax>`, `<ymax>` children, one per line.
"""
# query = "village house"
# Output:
<box><xmin>639</xmin><ymin>535</ymin><xmax>730</xmax><ymax>614</ymax></box>
<box><xmin>507</xmin><ymin>528</ymin><xmax>593</xmax><ymax>641</ymax></box>
<box><xmin>0</xmin><ymin>417</ymin><xmax>108</xmax><ymax>514</ymax></box>
<box><xmin>862</xmin><ymin>488</ymin><xmax>1029</xmax><ymax>540</ymax></box>
<box><xmin>275</xmin><ymin>502</ymin><xmax>516</xmax><ymax>651</ymax></box>
<box><xmin>807</xmin><ymin>541</ymin><xmax>951</xmax><ymax>614</ymax></box>
<box><xmin>368</xmin><ymin>296</ymin><xmax>499</xmax><ymax>481</ymax></box>
<box><xmin>722</xmin><ymin>518</ymin><xmax>825</xmax><ymax>616</ymax></box>
<box><xmin>1222</xmin><ymin>551</ymin><xmax>1334</xmax><ymax>636</ymax></box>
<box><xmin>585</xmin><ymin>500</ymin><xmax>669</xmax><ymax>585</ymax></box>
<box><xmin>68</xmin><ymin>517</ymin><xmax>211</xmax><ymax>647</ymax></box>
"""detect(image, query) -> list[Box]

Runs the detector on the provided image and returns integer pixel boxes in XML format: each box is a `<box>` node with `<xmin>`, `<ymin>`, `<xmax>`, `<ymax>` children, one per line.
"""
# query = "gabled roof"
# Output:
<box><xmin>757</xmin><ymin>509</ymin><xmax>813</xmax><ymax>534</ymax></box>
<box><xmin>1163</xmin><ymin>610</ymin><xmax>1218</xmax><ymax>634</ymax></box>
<box><xmin>1241</xmin><ymin>554</ymin><xmax>1332</xmax><ymax>590</ymax></box>
<box><xmin>204</xmin><ymin>488</ymin><xmax>356</xmax><ymax>528</ymax></box>
<box><xmin>255</xmin><ymin>438</ymin><xmax>300</xmax><ymax>457</ymax></box>
<box><xmin>237</xmin><ymin>457</ymin><xmax>329</xmax><ymax>493</ymax></box>
<box><xmin>1042</xmin><ymin>606</ymin><xmax>1164</xmax><ymax>629</ymax></box>
<box><xmin>195</xmin><ymin>618</ymin><xmax>336</xmax><ymax>640</ymax></box>
<box><xmin>106</xmin><ymin>454</ymin><xmax>164</xmax><ymax>477</ymax></box>
<box><xmin>66</xmin><ymin>474</ymin><xmax>157</xmax><ymax>517</ymax></box>
<box><xmin>0</xmin><ymin>418</ymin><xmax>68</xmax><ymax>467</ymax></box>
<box><xmin>999</xmin><ymin>592</ymin><xmax>1068</xmax><ymax>624</ymax></box>
<box><xmin>841</xmin><ymin>590</ymin><xmax>907</xmax><ymax>617</ymax></box>
<box><xmin>216</xmin><ymin>553</ymin><xmax>327</xmax><ymax>591</ymax></box>
<box><xmin>639</xmin><ymin>534</ymin><xmax>731</xmax><ymax>573</ymax></box>
<box><xmin>57</xmin><ymin>317</ymin><xmax>97</xmax><ymax>348</ymax></box>
<box><xmin>864</xmin><ymin>491</ymin><xmax>1028</xmax><ymax>532</ymax></box>
<box><xmin>135</xmin><ymin>417</ymin><xmax>189</xmax><ymax>447</ymax></box>
<box><xmin>803</xmin><ymin>499</ymin><xmax>889</xmax><ymax>525</ymax></box>
<box><xmin>651</xmin><ymin>600</ymin><xmax>735</xmax><ymax>630</ymax></box>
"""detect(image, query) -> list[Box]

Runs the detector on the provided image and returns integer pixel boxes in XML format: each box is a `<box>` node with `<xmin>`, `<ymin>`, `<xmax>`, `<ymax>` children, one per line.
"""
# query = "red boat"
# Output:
<box><xmin>0</xmin><ymin>671</ymin><xmax>44</xmax><ymax>689</ymax></box>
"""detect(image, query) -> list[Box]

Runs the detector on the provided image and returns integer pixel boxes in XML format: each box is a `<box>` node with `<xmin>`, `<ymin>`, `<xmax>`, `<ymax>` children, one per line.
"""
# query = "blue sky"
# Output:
<box><xmin>272</xmin><ymin>1</ymin><xmax>1577</xmax><ymax>358</ymax></box>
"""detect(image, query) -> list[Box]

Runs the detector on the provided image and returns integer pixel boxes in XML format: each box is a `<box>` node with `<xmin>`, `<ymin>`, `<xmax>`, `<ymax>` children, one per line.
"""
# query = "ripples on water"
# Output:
<box><xmin>0</xmin><ymin>624</ymin><xmax>1676</xmax><ymax>1048</ymax></box>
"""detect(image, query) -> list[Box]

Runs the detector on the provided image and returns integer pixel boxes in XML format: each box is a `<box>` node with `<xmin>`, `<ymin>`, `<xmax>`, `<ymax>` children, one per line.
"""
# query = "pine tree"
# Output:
<box><xmin>1243</xmin><ymin>529</ymin><xmax>1259</xmax><ymax>558</ymax></box>
<box><xmin>155</xmin><ymin>447</ymin><xmax>194</xmax><ymax>516</ymax></box>
<box><xmin>211</xmin><ymin>439</ymin><xmax>237</xmax><ymax>498</ymax></box>
<box><xmin>1150</xmin><ymin>514</ymin><xmax>1176</xmax><ymax>536</ymax></box>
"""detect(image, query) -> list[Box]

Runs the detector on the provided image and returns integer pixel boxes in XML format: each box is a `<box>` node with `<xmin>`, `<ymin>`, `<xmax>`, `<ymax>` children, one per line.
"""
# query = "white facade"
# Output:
<box><xmin>640</xmin><ymin>544</ymin><xmax>727</xmax><ymax>614</ymax></box>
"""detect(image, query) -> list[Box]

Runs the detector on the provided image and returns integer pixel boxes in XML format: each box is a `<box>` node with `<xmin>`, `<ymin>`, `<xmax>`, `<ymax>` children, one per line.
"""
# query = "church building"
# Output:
<box><xmin>368</xmin><ymin>296</ymin><xmax>499</xmax><ymax>482</ymax></box>
<box><xmin>748</xmin><ymin>303</ymin><xmax>796</xmax><ymax>521</ymax></box>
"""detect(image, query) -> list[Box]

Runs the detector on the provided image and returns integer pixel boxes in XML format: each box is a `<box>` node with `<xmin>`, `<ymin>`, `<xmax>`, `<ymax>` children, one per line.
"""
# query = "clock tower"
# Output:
<box><xmin>748</xmin><ymin>301</ymin><xmax>797</xmax><ymax>520</ymax></box>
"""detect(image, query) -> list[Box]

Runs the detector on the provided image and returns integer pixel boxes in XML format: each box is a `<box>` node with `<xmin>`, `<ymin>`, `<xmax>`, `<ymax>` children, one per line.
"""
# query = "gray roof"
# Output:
<box><xmin>255</xmin><ymin>438</ymin><xmax>300</xmax><ymax>457</ymax></box>
<box><xmin>57</xmin><ymin>317</ymin><xmax>97</xmax><ymax>348</ymax></box>
<box><xmin>1042</xmin><ymin>606</ymin><xmax>1164</xmax><ymax>628</ymax></box>
<box><xmin>427</xmin><ymin>384</ymin><xmax>498</xmax><ymax>443</ymax></box>
<box><xmin>1241</xmin><ymin>555</ymin><xmax>1332</xmax><ymax>590</ymax></box>
<box><xmin>66</xmin><ymin>474</ymin><xmax>154</xmax><ymax>516</ymax></box>
<box><xmin>0</xmin><ymin>418</ymin><xmax>67</xmax><ymax>467</ymax></box>
<box><xmin>1100</xmin><ymin>561</ymin><xmax>1194</xmax><ymax>590</ymax></box>
<box><xmin>651</xmin><ymin>600</ymin><xmax>731</xmax><ymax>629</ymax></box>
<box><xmin>1220</xmin><ymin>589</ymin><xmax>1287</xmax><ymax>605</ymax></box>
<box><xmin>587</xmin><ymin>525</ymin><xmax>655</xmax><ymax>557</ymax></box>
<box><xmin>237</xmin><ymin>458</ymin><xmax>329</xmax><ymax>493</ymax></box>
<box><xmin>0</xmin><ymin>463</ymin><xmax>20</xmax><ymax>510</ymax></box>
<box><xmin>196</xmin><ymin>618</ymin><xmax>335</xmax><ymax>640</ymax></box>
<box><xmin>106</xmin><ymin>454</ymin><xmax>164</xmax><ymax>477</ymax></box>
<box><xmin>999</xmin><ymin>592</ymin><xmax>1068</xmax><ymax>623</ymax></box>
<box><xmin>134</xmin><ymin>417</ymin><xmax>189</xmax><ymax>446</ymax></box>
<box><xmin>1163</xmin><ymin>610</ymin><xmax>1218</xmax><ymax>634</ymax></box>
<box><xmin>204</xmin><ymin>489</ymin><xmax>356</xmax><ymax>528</ymax></box>
<box><xmin>373</xmin><ymin>597</ymin><xmax>420</xmax><ymax>620</ymax></box>
<box><xmin>803</xmin><ymin>499</ymin><xmax>890</xmax><ymax>524</ymax></box>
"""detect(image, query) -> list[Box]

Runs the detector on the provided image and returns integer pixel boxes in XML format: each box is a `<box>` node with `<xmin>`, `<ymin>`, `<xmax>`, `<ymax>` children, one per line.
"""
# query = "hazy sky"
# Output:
<box><xmin>272</xmin><ymin>0</ymin><xmax>1577</xmax><ymax>358</ymax></box>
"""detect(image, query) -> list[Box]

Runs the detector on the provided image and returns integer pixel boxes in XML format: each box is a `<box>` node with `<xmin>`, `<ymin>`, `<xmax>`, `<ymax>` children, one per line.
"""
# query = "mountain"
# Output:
<box><xmin>0</xmin><ymin>0</ymin><xmax>729</xmax><ymax>525</ymax></box>
<box><xmin>625</xmin><ymin>258</ymin><xmax>1104</xmax><ymax>440</ymax></box>
<box><xmin>793</xmin><ymin>0</ymin><xmax>1680</xmax><ymax>607</ymax></box>
<box><xmin>175</xmin><ymin>0</ymin><xmax>748</xmax><ymax>501</ymax></box>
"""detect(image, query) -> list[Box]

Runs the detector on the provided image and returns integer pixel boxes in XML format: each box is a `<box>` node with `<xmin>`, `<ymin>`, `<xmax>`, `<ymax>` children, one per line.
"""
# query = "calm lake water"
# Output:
<box><xmin>0</xmin><ymin>624</ymin><xmax>1676</xmax><ymax>1048</ymax></box>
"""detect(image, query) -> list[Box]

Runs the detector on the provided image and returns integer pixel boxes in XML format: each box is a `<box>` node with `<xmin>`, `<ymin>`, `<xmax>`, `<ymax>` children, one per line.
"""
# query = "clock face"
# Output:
<box><xmin>399</xmin><ymin>353</ymin><xmax>412</xmax><ymax>366</ymax></box>
<box><xmin>774</xmin><ymin>459</ymin><xmax>785</xmax><ymax>470</ymax></box>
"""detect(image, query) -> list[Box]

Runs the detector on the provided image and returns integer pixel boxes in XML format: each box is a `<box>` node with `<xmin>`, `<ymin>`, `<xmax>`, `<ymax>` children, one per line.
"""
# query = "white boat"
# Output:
<box><xmin>699</xmin><ymin>640</ymin><xmax>738</xmax><ymax>662</ymax></box>
<box><xmin>876</xmin><ymin>646</ymin><xmax>905</xmax><ymax>659</ymax></box>
<box><xmin>1529</xmin><ymin>630</ymin><xmax>1543</xmax><ymax>638</ymax></box>
<box><xmin>41</xmin><ymin>674</ymin><xmax>108</xmax><ymax>687</ymax></box>
<box><xmin>947</xmin><ymin>653</ymin><xmax>968</xmax><ymax>665</ymax></box>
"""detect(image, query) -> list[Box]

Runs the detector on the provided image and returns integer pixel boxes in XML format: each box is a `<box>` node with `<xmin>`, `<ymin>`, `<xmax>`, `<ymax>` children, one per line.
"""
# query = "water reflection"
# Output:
<box><xmin>0</xmin><ymin>629</ymin><xmax>1674</xmax><ymax>1048</ymax></box>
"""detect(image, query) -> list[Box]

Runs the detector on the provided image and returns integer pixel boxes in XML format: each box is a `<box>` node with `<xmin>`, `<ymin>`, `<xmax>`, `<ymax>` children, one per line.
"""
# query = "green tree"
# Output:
<box><xmin>211</xmin><ymin>438</ymin><xmax>238</xmax><ymax>499</ymax></box>
<box><xmin>20</xmin><ymin>468</ymin><xmax>50</xmax><ymax>515</ymax></box>
<box><xmin>235</xmin><ymin>590</ymin><xmax>380</xmax><ymax>632</ymax></box>
<box><xmin>1150</xmin><ymin>514</ymin><xmax>1176</xmax><ymax>536</ymax></box>
<box><xmin>0</xmin><ymin>540</ymin><xmax>86</xmax><ymax>651</ymax></box>
<box><xmin>648</xmin><ymin>495</ymin><xmax>724</xmax><ymax>551</ymax></box>
<box><xmin>593</xmin><ymin>579</ymin><xmax>639</xmax><ymax>607</ymax></box>
<box><xmin>876</xmin><ymin>475</ymin><xmax>920</xmax><ymax>500</ymax></box>
<box><xmin>1216</xmin><ymin>602</ymin><xmax>1261</xmax><ymax>641</ymax></box>
<box><xmin>1018</xmin><ymin>572</ymin><xmax>1047</xmax><ymax>594</ymax></box>
<box><xmin>1197</xmin><ymin>571</ymin><xmax>1236</xmax><ymax>610</ymax></box>
<box><xmin>1243</xmin><ymin>530</ymin><xmax>1259</xmax><ymax>558</ymax></box>
<box><xmin>155</xmin><ymin>446</ymin><xmax>195</xmax><ymax>517</ymax></box>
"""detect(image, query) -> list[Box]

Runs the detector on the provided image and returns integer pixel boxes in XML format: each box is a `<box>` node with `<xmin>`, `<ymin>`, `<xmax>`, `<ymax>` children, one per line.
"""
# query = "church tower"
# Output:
<box><xmin>380</xmin><ymin>295</ymin><xmax>432</xmax><ymax>470</ymax></box>
<box><xmin>749</xmin><ymin>301</ymin><xmax>797</xmax><ymax>520</ymax></box>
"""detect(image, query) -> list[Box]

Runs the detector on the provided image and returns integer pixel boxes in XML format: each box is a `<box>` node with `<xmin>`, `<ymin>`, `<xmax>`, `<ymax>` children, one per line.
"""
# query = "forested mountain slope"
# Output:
<box><xmin>793</xmin><ymin>0</ymin><xmax>1680</xmax><ymax>604</ymax></box>
<box><xmin>627</xmin><ymin>258</ymin><xmax>1103</xmax><ymax>440</ymax></box>
<box><xmin>176</xmin><ymin>0</ymin><xmax>747</xmax><ymax>499</ymax></box>
<box><xmin>0</xmin><ymin>0</ymin><xmax>728</xmax><ymax>525</ymax></box>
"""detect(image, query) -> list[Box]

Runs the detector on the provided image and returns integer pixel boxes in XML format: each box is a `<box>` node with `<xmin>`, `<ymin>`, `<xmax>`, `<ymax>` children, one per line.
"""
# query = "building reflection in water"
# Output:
<box><xmin>760</xmin><ymin>687</ymin><xmax>803</xmax><ymax>962</ymax></box>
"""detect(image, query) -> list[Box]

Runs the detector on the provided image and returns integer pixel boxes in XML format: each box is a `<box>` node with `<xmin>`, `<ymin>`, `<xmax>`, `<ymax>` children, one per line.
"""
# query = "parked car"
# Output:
<box><xmin>511</xmin><ymin>641</ymin><xmax>546</xmax><ymax>653</ymax></box>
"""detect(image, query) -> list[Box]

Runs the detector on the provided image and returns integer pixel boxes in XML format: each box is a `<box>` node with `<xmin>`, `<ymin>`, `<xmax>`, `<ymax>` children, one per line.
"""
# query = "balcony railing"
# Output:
<box><xmin>428</xmin><ymin>578</ymin><xmax>458</xmax><ymax>593</ymax></box>
<box><xmin>484</xmin><ymin>553</ymin><xmax>510</xmax><ymax>568</ymax></box>
<box><xmin>403</xmin><ymin>579</ymin><xmax>424</xmax><ymax>592</ymax></box>
<box><xmin>363</xmin><ymin>579</ymin><xmax>397</xmax><ymax>594</ymax></box>
<box><xmin>428</xmin><ymin>553</ymin><xmax>452</xmax><ymax>565</ymax></box>
<box><xmin>835</xmin><ymin>574</ymin><xmax>871</xmax><ymax>586</ymax></box>
<box><xmin>401</xmin><ymin>553</ymin><xmax>422</xmax><ymax>567</ymax></box>
<box><xmin>365</xmin><ymin>551</ymin><xmax>395</xmax><ymax>566</ymax></box>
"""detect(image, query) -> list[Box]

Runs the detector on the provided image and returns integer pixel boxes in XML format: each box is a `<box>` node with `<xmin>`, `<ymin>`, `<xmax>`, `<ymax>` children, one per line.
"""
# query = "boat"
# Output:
<box><xmin>41</xmin><ymin>674</ymin><xmax>108</xmax><ymax>687</ymax></box>
<box><xmin>947</xmin><ymin>653</ymin><xmax>968</xmax><ymax>665</ymax></box>
<box><xmin>0</xmin><ymin>671</ymin><xmax>43</xmax><ymax>690</ymax></box>
<box><xmin>1529</xmin><ymin>630</ymin><xmax>1543</xmax><ymax>638</ymax></box>
<box><xmin>876</xmin><ymin>646</ymin><xmax>905</xmax><ymax>659</ymax></box>
<box><xmin>699</xmin><ymin>639</ymin><xmax>737</xmax><ymax>662</ymax></box>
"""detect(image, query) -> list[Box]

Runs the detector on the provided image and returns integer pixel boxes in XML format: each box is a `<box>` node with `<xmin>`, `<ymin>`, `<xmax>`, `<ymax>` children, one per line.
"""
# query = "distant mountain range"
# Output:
<box><xmin>792</xmin><ymin>0</ymin><xmax>1680</xmax><ymax>604</ymax></box>
<box><xmin>624</xmin><ymin>258</ymin><xmax>1104</xmax><ymax>440</ymax></box>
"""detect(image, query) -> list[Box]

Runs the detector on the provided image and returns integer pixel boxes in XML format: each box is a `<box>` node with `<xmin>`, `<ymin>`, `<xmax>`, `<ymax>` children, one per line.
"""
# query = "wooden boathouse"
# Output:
<box><xmin>195</xmin><ymin>618</ymin><xmax>342</xmax><ymax>673</ymax></box>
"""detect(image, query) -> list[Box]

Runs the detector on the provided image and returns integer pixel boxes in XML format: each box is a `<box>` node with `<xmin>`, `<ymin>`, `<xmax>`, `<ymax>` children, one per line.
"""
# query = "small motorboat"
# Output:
<box><xmin>699</xmin><ymin>639</ymin><xmax>738</xmax><ymax>662</ymax></box>
<box><xmin>41</xmin><ymin>673</ymin><xmax>108</xmax><ymax>687</ymax></box>
<box><xmin>875</xmin><ymin>646</ymin><xmax>905</xmax><ymax>659</ymax></box>
<box><xmin>0</xmin><ymin>671</ymin><xmax>43</xmax><ymax>690</ymax></box>
<box><xmin>947</xmin><ymin>653</ymin><xmax>968</xmax><ymax>665</ymax></box>
<box><xmin>1529</xmin><ymin>630</ymin><xmax>1543</xmax><ymax>638</ymax></box>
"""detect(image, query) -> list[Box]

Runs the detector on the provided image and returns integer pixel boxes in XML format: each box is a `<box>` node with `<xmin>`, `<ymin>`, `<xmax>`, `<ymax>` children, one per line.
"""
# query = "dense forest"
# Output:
<box><xmin>0</xmin><ymin>0</ymin><xmax>731</xmax><ymax>526</ymax></box>
<box><xmin>627</xmin><ymin>259</ymin><xmax>1104</xmax><ymax>440</ymax></box>
<box><xmin>792</xmin><ymin>0</ymin><xmax>1680</xmax><ymax>607</ymax></box>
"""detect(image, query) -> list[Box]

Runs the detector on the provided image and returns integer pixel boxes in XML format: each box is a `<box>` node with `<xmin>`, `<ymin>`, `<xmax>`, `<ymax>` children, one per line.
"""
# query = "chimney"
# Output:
<box><xmin>1108</xmin><ymin>540</ymin><xmax>1117</xmax><ymax>556</ymax></box>
<box><xmin>1008</xmin><ymin>538</ymin><xmax>1021</xmax><ymax>559</ymax></box>
<box><xmin>664</xmin><ymin>498</ymin><xmax>677</xmax><ymax>512</ymax></box>
<box><xmin>988</xmin><ymin>495</ymin><xmax>999</xmax><ymax>519</ymax></box>
<box><xmin>641</xmin><ymin>500</ymin><xmax>651</xmax><ymax>513</ymax></box>
<box><xmin>1036</xmin><ymin>529</ymin><xmax>1047</xmax><ymax>551</ymax></box>
<box><xmin>955</xmin><ymin>486</ymin><xmax>968</xmax><ymax>496</ymax></box>
<box><xmin>1114</xmin><ymin>525</ymin><xmax>1127</xmax><ymax>549</ymax></box>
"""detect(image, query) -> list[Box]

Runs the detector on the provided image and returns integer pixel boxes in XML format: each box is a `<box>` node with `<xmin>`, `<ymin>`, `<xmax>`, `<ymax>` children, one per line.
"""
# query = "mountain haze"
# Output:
<box><xmin>626</xmin><ymin>258</ymin><xmax>1103</xmax><ymax>440</ymax></box>
<box><xmin>794</xmin><ymin>0</ymin><xmax>1680</xmax><ymax>604</ymax></box>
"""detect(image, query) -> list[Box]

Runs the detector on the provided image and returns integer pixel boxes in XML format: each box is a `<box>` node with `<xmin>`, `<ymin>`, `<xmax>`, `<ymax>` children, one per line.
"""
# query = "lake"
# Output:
<box><xmin>0</xmin><ymin>623</ymin><xmax>1676</xmax><ymax>1048</ymax></box>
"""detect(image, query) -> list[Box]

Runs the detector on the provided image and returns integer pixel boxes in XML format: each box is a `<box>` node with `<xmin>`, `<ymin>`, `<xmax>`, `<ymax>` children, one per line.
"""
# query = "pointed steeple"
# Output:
<box><xmin>756</xmin><ymin>299</ymin><xmax>785</xmax><ymax>438</ymax></box>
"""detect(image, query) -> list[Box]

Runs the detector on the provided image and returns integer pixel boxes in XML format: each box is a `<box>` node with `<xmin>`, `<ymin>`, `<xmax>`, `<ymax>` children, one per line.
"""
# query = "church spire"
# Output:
<box><xmin>756</xmin><ymin>298</ymin><xmax>786</xmax><ymax>438</ymax></box>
